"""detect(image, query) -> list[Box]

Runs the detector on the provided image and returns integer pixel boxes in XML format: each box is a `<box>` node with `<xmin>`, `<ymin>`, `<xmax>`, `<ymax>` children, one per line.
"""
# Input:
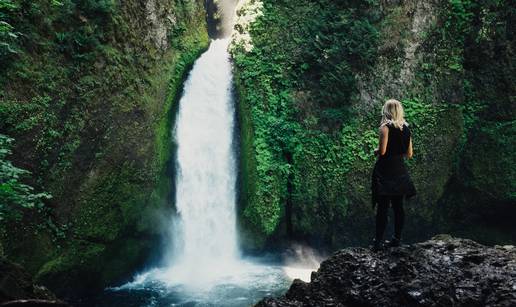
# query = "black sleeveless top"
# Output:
<box><xmin>371</xmin><ymin>122</ymin><xmax>416</xmax><ymax>200</ymax></box>
<box><xmin>375</xmin><ymin>123</ymin><xmax>411</xmax><ymax>177</ymax></box>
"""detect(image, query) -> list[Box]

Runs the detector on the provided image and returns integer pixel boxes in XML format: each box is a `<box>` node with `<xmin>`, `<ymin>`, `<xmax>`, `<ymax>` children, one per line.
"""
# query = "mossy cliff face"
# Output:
<box><xmin>230</xmin><ymin>0</ymin><xmax>515</xmax><ymax>250</ymax></box>
<box><xmin>0</xmin><ymin>0</ymin><xmax>208</xmax><ymax>295</ymax></box>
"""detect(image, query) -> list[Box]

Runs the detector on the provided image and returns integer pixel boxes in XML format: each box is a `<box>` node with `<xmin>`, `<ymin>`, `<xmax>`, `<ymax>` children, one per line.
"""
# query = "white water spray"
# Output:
<box><xmin>166</xmin><ymin>37</ymin><xmax>240</xmax><ymax>285</ymax></box>
<box><xmin>118</xmin><ymin>39</ymin><xmax>292</xmax><ymax>298</ymax></box>
<box><xmin>282</xmin><ymin>244</ymin><xmax>323</xmax><ymax>282</ymax></box>
<box><xmin>115</xmin><ymin>4</ymin><xmax>314</xmax><ymax>304</ymax></box>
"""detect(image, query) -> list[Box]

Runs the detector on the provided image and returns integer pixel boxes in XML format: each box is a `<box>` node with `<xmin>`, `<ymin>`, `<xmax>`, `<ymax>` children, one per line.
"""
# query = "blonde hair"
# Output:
<box><xmin>380</xmin><ymin>99</ymin><xmax>407</xmax><ymax>130</ymax></box>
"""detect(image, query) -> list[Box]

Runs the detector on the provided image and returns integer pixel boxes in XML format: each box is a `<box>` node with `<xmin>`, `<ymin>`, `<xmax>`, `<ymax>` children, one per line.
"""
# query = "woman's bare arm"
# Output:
<box><xmin>374</xmin><ymin>125</ymin><xmax>389</xmax><ymax>156</ymax></box>
<box><xmin>405</xmin><ymin>137</ymin><xmax>413</xmax><ymax>159</ymax></box>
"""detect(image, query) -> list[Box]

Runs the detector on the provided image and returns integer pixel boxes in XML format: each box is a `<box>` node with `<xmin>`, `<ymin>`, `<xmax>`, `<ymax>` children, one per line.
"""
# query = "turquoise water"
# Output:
<box><xmin>79</xmin><ymin>258</ymin><xmax>294</xmax><ymax>307</ymax></box>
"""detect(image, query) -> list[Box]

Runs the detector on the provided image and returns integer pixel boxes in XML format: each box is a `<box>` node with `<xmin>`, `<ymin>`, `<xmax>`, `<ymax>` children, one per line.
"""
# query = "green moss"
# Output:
<box><xmin>233</xmin><ymin>0</ymin><xmax>515</xmax><ymax>249</ymax></box>
<box><xmin>460</xmin><ymin>120</ymin><xmax>516</xmax><ymax>201</ymax></box>
<box><xmin>231</xmin><ymin>0</ymin><xmax>381</xmax><ymax>249</ymax></box>
<box><xmin>36</xmin><ymin>240</ymin><xmax>106</xmax><ymax>293</ymax></box>
<box><xmin>36</xmin><ymin>242</ymin><xmax>106</xmax><ymax>278</ymax></box>
<box><xmin>234</xmin><ymin>68</ymin><xmax>265</xmax><ymax>249</ymax></box>
<box><xmin>0</xmin><ymin>0</ymin><xmax>209</xmax><ymax>294</ymax></box>
<box><xmin>35</xmin><ymin>236</ymin><xmax>155</xmax><ymax>294</ymax></box>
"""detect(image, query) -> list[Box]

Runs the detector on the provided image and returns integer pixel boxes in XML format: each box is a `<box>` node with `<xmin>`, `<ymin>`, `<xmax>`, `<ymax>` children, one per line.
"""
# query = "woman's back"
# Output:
<box><xmin>376</xmin><ymin>123</ymin><xmax>411</xmax><ymax>177</ymax></box>
<box><xmin>382</xmin><ymin>123</ymin><xmax>411</xmax><ymax>157</ymax></box>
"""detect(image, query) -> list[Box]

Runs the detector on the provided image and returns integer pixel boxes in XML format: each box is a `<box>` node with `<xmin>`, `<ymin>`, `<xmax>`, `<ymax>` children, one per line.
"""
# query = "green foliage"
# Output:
<box><xmin>0</xmin><ymin>134</ymin><xmax>51</xmax><ymax>221</ymax></box>
<box><xmin>233</xmin><ymin>0</ymin><xmax>515</xmax><ymax>248</ymax></box>
<box><xmin>461</xmin><ymin>120</ymin><xmax>516</xmax><ymax>200</ymax></box>
<box><xmin>232</xmin><ymin>0</ymin><xmax>380</xmax><ymax>244</ymax></box>
<box><xmin>0</xmin><ymin>0</ymin><xmax>209</xmax><ymax>290</ymax></box>
<box><xmin>0</xmin><ymin>0</ymin><xmax>20</xmax><ymax>58</ymax></box>
<box><xmin>435</xmin><ymin>0</ymin><xmax>475</xmax><ymax>72</ymax></box>
<box><xmin>402</xmin><ymin>98</ymin><xmax>444</xmax><ymax>129</ymax></box>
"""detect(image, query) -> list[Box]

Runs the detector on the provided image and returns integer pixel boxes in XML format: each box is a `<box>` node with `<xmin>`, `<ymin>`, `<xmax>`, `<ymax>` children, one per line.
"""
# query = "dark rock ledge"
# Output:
<box><xmin>0</xmin><ymin>258</ymin><xmax>69</xmax><ymax>307</ymax></box>
<box><xmin>257</xmin><ymin>235</ymin><xmax>516</xmax><ymax>307</ymax></box>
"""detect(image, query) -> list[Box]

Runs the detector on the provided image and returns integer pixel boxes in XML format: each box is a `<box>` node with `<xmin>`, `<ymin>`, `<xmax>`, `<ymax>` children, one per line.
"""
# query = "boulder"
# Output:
<box><xmin>0</xmin><ymin>258</ymin><xmax>68</xmax><ymax>306</ymax></box>
<box><xmin>257</xmin><ymin>235</ymin><xmax>516</xmax><ymax>306</ymax></box>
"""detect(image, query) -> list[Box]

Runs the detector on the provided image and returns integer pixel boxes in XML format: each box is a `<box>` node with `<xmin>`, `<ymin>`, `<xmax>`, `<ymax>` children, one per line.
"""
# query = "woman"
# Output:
<box><xmin>371</xmin><ymin>99</ymin><xmax>416</xmax><ymax>251</ymax></box>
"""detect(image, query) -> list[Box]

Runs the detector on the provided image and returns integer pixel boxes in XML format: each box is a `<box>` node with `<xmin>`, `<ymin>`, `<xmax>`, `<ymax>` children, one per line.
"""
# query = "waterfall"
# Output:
<box><xmin>165</xmin><ymin>38</ymin><xmax>240</xmax><ymax>284</ymax></box>
<box><xmin>113</xmin><ymin>5</ymin><xmax>315</xmax><ymax>304</ymax></box>
<box><xmin>118</xmin><ymin>39</ymin><xmax>254</xmax><ymax>292</ymax></box>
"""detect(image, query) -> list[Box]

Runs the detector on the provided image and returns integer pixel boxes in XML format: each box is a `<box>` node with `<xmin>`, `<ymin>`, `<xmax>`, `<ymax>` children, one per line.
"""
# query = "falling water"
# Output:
<box><xmin>107</xmin><ymin>38</ymin><xmax>293</xmax><ymax>306</ymax></box>
<box><xmin>168</xmin><ymin>38</ymin><xmax>240</xmax><ymax>284</ymax></box>
<box><xmin>144</xmin><ymin>38</ymin><xmax>247</xmax><ymax>288</ymax></box>
<box><xmin>102</xmin><ymin>17</ymin><xmax>319</xmax><ymax>307</ymax></box>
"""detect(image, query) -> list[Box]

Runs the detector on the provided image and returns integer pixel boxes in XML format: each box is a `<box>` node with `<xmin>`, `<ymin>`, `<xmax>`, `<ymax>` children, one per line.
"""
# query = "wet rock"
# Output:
<box><xmin>0</xmin><ymin>258</ymin><xmax>67</xmax><ymax>306</ymax></box>
<box><xmin>256</xmin><ymin>235</ymin><xmax>516</xmax><ymax>306</ymax></box>
<box><xmin>0</xmin><ymin>300</ymin><xmax>69</xmax><ymax>307</ymax></box>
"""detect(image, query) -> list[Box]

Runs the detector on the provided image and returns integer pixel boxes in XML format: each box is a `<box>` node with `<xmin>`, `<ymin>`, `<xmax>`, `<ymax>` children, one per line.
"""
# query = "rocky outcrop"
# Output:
<box><xmin>257</xmin><ymin>235</ymin><xmax>516</xmax><ymax>306</ymax></box>
<box><xmin>0</xmin><ymin>258</ymin><xmax>67</xmax><ymax>306</ymax></box>
<box><xmin>0</xmin><ymin>301</ymin><xmax>68</xmax><ymax>307</ymax></box>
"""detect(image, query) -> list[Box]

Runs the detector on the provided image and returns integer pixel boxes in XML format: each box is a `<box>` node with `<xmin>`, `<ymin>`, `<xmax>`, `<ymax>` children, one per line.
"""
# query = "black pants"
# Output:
<box><xmin>375</xmin><ymin>195</ymin><xmax>404</xmax><ymax>240</ymax></box>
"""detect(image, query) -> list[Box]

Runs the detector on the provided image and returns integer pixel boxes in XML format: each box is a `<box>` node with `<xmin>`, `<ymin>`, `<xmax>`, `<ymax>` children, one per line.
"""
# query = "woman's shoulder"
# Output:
<box><xmin>402</xmin><ymin>122</ymin><xmax>411</xmax><ymax>135</ymax></box>
<box><xmin>379</xmin><ymin>123</ymin><xmax>390</xmax><ymax>132</ymax></box>
<box><xmin>380</xmin><ymin>120</ymin><xmax>394</xmax><ymax>128</ymax></box>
